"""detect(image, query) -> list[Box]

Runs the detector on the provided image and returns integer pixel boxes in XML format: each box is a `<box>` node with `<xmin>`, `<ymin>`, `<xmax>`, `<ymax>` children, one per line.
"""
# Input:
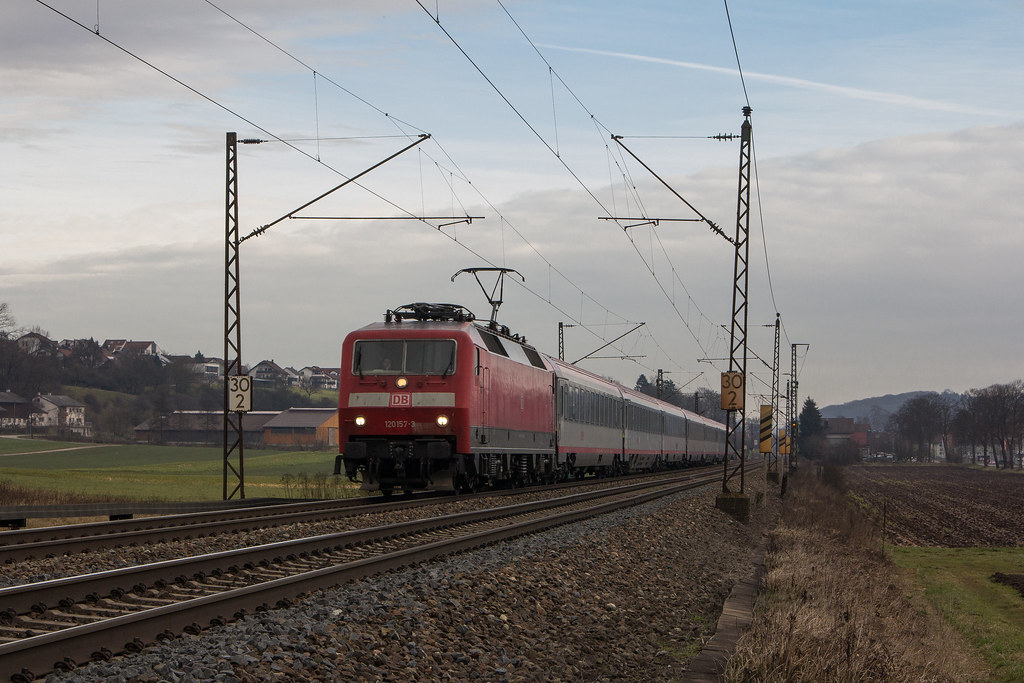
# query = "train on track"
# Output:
<box><xmin>335</xmin><ymin>302</ymin><xmax>727</xmax><ymax>495</ymax></box>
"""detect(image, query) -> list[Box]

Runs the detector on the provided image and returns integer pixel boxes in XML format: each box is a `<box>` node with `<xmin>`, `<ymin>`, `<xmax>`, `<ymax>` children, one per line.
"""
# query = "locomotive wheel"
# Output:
<box><xmin>456</xmin><ymin>474</ymin><xmax>479</xmax><ymax>494</ymax></box>
<box><xmin>380</xmin><ymin>488</ymin><xmax>394</xmax><ymax>499</ymax></box>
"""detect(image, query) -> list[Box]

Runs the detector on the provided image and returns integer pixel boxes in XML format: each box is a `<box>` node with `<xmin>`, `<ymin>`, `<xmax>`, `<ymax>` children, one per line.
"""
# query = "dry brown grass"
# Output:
<box><xmin>724</xmin><ymin>466</ymin><xmax>990</xmax><ymax>682</ymax></box>
<box><xmin>0</xmin><ymin>478</ymin><xmax>136</xmax><ymax>506</ymax></box>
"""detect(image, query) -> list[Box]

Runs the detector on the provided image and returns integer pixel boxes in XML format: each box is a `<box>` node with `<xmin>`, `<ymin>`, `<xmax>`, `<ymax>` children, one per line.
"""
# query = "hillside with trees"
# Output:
<box><xmin>0</xmin><ymin>303</ymin><xmax>334</xmax><ymax>441</ymax></box>
<box><xmin>803</xmin><ymin>382</ymin><xmax>1024</xmax><ymax>468</ymax></box>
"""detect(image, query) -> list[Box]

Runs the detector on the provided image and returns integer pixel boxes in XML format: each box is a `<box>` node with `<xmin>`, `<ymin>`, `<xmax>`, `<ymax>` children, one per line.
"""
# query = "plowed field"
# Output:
<box><xmin>846</xmin><ymin>465</ymin><xmax>1024</xmax><ymax>547</ymax></box>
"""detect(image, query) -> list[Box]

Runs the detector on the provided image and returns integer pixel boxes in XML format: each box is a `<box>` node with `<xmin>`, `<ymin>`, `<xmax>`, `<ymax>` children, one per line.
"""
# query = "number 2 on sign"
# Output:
<box><xmin>228</xmin><ymin>375</ymin><xmax>252</xmax><ymax>413</ymax></box>
<box><xmin>721</xmin><ymin>371</ymin><xmax>744</xmax><ymax>411</ymax></box>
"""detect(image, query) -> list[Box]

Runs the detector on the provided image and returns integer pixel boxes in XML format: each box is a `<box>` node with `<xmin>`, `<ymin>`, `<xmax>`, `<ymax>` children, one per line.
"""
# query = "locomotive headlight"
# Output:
<box><xmin>395</xmin><ymin>377</ymin><xmax>408</xmax><ymax>389</ymax></box>
<box><xmin>436</xmin><ymin>414</ymin><xmax>449</xmax><ymax>427</ymax></box>
<box><xmin>354</xmin><ymin>415</ymin><xmax>366</xmax><ymax>427</ymax></box>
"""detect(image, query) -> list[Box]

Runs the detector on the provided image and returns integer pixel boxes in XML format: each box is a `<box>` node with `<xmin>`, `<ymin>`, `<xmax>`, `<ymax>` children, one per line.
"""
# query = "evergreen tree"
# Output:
<box><xmin>798</xmin><ymin>397</ymin><xmax>826</xmax><ymax>459</ymax></box>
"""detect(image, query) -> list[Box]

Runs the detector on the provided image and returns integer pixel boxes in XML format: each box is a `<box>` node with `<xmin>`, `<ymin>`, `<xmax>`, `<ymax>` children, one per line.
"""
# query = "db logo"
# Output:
<box><xmin>390</xmin><ymin>393</ymin><xmax>412</xmax><ymax>407</ymax></box>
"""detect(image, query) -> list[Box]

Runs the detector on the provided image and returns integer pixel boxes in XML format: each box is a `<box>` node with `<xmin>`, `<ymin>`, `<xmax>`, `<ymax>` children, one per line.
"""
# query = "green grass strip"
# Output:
<box><xmin>893</xmin><ymin>547</ymin><xmax>1024</xmax><ymax>682</ymax></box>
<box><xmin>0</xmin><ymin>437</ymin><xmax>87</xmax><ymax>455</ymax></box>
<box><xmin>0</xmin><ymin>443</ymin><xmax>356</xmax><ymax>501</ymax></box>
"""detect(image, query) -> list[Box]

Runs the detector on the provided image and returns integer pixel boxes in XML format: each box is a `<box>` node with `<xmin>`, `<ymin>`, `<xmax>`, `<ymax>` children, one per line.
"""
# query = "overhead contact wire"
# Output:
<box><xmin>205</xmin><ymin>0</ymin><xmax>721</xmax><ymax>379</ymax></box>
<box><xmin>488</xmin><ymin>1</ymin><xmax>733</xmax><ymax>367</ymax></box>
<box><xmin>34</xmin><ymin>0</ymin><xmax>440</xmax><ymax>235</ymax></box>
<box><xmin>206</xmin><ymin>0</ymin><xmax>647</xmax><ymax>351</ymax></box>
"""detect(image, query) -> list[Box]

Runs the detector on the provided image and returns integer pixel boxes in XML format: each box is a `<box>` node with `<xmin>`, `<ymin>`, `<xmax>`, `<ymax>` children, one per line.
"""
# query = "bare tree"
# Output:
<box><xmin>0</xmin><ymin>303</ymin><xmax>14</xmax><ymax>339</ymax></box>
<box><xmin>984</xmin><ymin>382</ymin><xmax>1024</xmax><ymax>468</ymax></box>
<box><xmin>890</xmin><ymin>395</ymin><xmax>942</xmax><ymax>461</ymax></box>
<box><xmin>952</xmin><ymin>395</ymin><xmax>983</xmax><ymax>465</ymax></box>
<box><xmin>955</xmin><ymin>381</ymin><xmax>1024</xmax><ymax>468</ymax></box>
<box><xmin>934</xmin><ymin>394</ymin><xmax>958</xmax><ymax>462</ymax></box>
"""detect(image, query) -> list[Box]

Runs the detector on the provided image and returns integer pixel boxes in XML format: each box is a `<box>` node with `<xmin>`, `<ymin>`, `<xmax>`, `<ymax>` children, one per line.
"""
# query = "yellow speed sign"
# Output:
<box><xmin>720</xmin><ymin>371</ymin><xmax>745</xmax><ymax>411</ymax></box>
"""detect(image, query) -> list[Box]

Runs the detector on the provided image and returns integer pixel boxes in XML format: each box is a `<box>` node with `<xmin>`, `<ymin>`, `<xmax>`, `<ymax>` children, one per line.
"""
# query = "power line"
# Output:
<box><xmin>751</xmin><ymin>138</ymin><xmax>779</xmax><ymax>315</ymax></box>
<box><xmin>202</xmin><ymin>0</ymin><xmax>426</xmax><ymax>136</ymax></box>
<box><xmin>38</xmin><ymin>0</ymin><xmax>655</xmax><ymax>372</ymax></box>
<box><xmin>421</xmin><ymin>1</ymin><xmax>737</xmax><ymax>382</ymax></box>
<box><xmin>209</xmin><ymin>0</ymin><xmax>745</xmax><ymax>384</ymax></box>
<box><xmin>201</xmin><ymin>0</ymin><xmax>661</xmax><ymax>361</ymax></box>
<box><xmin>721</xmin><ymin>1</ymin><xmax>781</xmax><ymax>318</ymax></box>
<box><xmin>494</xmin><ymin>0</ymin><xmax>615</xmax><ymax>139</ymax></box>
<box><xmin>38</xmin><ymin>1</ymin><xmax>751</xmax><ymax>387</ymax></box>
<box><xmin>722</xmin><ymin>0</ymin><xmax>751</xmax><ymax>108</ymax></box>
<box><xmin>33</xmin><ymin>0</ymin><xmax>441</xmax><ymax>235</ymax></box>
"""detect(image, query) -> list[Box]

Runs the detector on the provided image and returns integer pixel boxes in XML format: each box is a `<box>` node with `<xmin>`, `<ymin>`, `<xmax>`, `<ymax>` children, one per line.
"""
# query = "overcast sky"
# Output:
<box><xmin>2</xmin><ymin>0</ymin><xmax>1022</xmax><ymax>409</ymax></box>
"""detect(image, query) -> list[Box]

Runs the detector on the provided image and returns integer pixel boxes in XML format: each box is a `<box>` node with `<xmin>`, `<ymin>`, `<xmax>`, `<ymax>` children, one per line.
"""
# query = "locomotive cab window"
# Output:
<box><xmin>353</xmin><ymin>339</ymin><xmax>457</xmax><ymax>376</ymax></box>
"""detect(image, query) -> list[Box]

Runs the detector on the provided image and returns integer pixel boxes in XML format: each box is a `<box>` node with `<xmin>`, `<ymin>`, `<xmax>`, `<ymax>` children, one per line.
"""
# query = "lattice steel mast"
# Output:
<box><xmin>223</xmin><ymin>132</ymin><xmax>244</xmax><ymax>500</ymax></box>
<box><xmin>722</xmin><ymin>107</ymin><xmax>753</xmax><ymax>493</ymax></box>
<box><xmin>769</xmin><ymin>313</ymin><xmax>781</xmax><ymax>480</ymax></box>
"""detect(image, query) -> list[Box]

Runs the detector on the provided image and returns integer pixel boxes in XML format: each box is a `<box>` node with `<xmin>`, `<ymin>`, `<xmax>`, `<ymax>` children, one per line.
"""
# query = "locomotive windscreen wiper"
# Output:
<box><xmin>442</xmin><ymin>347</ymin><xmax>455</xmax><ymax>378</ymax></box>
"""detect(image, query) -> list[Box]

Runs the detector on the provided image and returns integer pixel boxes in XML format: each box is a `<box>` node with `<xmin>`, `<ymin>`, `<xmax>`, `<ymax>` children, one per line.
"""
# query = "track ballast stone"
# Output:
<box><xmin>48</xmin><ymin>482</ymin><xmax>778</xmax><ymax>682</ymax></box>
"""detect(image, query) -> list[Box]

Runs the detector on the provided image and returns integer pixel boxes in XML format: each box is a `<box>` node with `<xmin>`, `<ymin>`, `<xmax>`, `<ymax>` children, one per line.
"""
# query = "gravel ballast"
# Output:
<box><xmin>47</xmin><ymin>480</ymin><xmax>779</xmax><ymax>682</ymax></box>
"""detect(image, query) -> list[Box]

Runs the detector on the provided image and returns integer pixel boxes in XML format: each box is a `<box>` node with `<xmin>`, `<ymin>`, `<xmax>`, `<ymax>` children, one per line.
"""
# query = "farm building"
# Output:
<box><xmin>34</xmin><ymin>394</ymin><xmax>89</xmax><ymax>436</ymax></box>
<box><xmin>262</xmin><ymin>408</ymin><xmax>338</xmax><ymax>448</ymax></box>
<box><xmin>134</xmin><ymin>410</ymin><xmax>279</xmax><ymax>446</ymax></box>
<box><xmin>0</xmin><ymin>392</ymin><xmax>33</xmax><ymax>429</ymax></box>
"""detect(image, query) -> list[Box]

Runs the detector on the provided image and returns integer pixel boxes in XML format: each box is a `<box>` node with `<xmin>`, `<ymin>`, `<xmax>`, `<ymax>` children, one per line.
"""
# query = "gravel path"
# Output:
<box><xmin>45</xmin><ymin>479</ymin><xmax>779</xmax><ymax>682</ymax></box>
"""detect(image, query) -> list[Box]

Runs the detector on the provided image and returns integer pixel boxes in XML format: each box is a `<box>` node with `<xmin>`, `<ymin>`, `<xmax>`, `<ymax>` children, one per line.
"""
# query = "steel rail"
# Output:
<box><xmin>0</xmin><ymin>471</ymin><xmax>726</xmax><ymax>681</ymax></box>
<box><xmin>0</xmin><ymin>493</ymin><xmax>437</xmax><ymax>550</ymax></box>
<box><xmin>0</xmin><ymin>467</ymin><xmax>718</xmax><ymax>563</ymax></box>
<box><xmin>0</xmin><ymin>471</ymin><xmax>714</xmax><ymax>617</ymax></box>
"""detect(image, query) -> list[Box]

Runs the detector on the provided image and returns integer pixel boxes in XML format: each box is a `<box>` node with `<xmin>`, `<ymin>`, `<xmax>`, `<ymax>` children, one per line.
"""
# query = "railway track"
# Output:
<box><xmin>0</xmin><ymin>469</ymin><xmax>725</xmax><ymax>682</ymax></box>
<box><xmin>0</xmin><ymin>468</ymin><xmax>712</xmax><ymax>565</ymax></box>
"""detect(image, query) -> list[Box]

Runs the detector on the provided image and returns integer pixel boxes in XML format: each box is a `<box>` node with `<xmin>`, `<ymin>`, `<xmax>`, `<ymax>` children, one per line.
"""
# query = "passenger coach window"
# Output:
<box><xmin>353</xmin><ymin>339</ymin><xmax>456</xmax><ymax>375</ymax></box>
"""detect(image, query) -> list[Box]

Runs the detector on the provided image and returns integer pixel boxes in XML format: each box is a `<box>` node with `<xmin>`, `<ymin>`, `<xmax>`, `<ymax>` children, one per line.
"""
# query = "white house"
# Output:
<box><xmin>33</xmin><ymin>394</ymin><xmax>88</xmax><ymax>436</ymax></box>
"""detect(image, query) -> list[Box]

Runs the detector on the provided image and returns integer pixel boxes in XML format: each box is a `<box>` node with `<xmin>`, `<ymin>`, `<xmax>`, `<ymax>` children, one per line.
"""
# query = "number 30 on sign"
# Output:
<box><xmin>228</xmin><ymin>375</ymin><xmax>253</xmax><ymax>413</ymax></box>
<box><xmin>720</xmin><ymin>371</ymin><xmax>745</xmax><ymax>411</ymax></box>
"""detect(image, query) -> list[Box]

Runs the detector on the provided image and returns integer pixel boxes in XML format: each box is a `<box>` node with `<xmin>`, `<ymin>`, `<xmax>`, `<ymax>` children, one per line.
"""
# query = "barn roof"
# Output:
<box><xmin>263</xmin><ymin>408</ymin><xmax>336</xmax><ymax>430</ymax></box>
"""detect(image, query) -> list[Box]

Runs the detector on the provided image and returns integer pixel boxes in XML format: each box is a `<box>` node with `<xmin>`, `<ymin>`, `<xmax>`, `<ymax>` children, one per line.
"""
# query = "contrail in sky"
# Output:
<box><xmin>541</xmin><ymin>44</ymin><xmax>1010</xmax><ymax>118</ymax></box>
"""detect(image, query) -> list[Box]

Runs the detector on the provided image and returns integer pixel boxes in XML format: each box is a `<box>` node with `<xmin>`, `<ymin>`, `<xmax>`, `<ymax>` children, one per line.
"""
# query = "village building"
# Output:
<box><xmin>250</xmin><ymin>360</ymin><xmax>296</xmax><ymax>387</ymax></box>
<box><xmin>262</xmin><ymin>408</ymin><xmax>338</xmax><ymax>448</ymax></box>
<box><xmin>823</xmin><ymin>417</ymin><xmax>873</xmax><ymax>458</ymax></box>
<box><xmin>102</xmin><ymin>339</ymin><xmax>165</xmax><ymax>357</ymax></box>
<box><xmin>165</xmin><ymin>354</ymin><xmax>226</xmax><ymax>383</ymax></box>
<box><xmin>298</xmin><ymin>366</ymin><xmax>340</xmax><ymax>391</ymax></box>
<box><xmin>33</xmin><ymin>394</ymin><xmax>89</xmax><ymax>436</ymax></box>
<box><xmin>0</xmin><ymin>391</ymin><xmax>33</xmax><ymax>429</ymax></box>
<box><xmin>16</xmin><ymin>332</ymin><xmax>59</xmax><ymax>357</ymax></box>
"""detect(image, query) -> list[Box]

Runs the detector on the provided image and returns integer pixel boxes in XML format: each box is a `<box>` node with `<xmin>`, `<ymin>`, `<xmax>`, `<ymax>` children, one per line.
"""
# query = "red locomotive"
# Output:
<box><xmin>335</xmin><ymin>302</ymin><xmax>726</xmax><ymax>495</ymax></box>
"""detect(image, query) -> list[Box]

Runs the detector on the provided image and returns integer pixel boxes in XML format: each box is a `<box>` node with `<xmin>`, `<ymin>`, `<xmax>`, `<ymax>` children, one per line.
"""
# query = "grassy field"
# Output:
<box><xmin>893</xmin><ymin>547</ymin><xmax>1024</xmax><ymax>681</ymax></box>
<box><xmin>0</xmin><ymin>438</ymin><xmax>358</xmax><ymax>501</ymax></box>
<box><xmin>0</xmin><ymin>437</ymin><xmax>86</xmax><ymax>455</ymax></box>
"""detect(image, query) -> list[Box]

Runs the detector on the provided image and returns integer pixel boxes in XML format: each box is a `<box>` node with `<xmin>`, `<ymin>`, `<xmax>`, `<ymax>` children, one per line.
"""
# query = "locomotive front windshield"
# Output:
<box><xmin>353</xmin><ymin>339</ymin><xmax>457</xmax><ymax>376</ymax></box>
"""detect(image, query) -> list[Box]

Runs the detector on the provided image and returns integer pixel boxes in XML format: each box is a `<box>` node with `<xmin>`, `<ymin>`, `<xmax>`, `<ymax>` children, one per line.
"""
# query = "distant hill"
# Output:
<box><xmin>820</xmin><ymin>390</ymin><xmax>962</xmax><ymax>429</ymax></box>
